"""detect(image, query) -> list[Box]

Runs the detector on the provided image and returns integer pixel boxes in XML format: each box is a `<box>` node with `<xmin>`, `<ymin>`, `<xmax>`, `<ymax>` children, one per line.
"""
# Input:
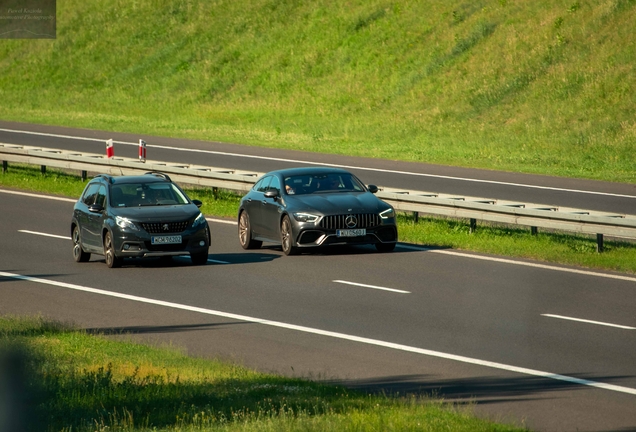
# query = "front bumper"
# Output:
<box><xmin>112</xmin><ymin>225</ymin><xmax>209</xmax><ymax>258</ymax></box>
<box><xmin>295</xmin><ymin>225</ymin><xmax>397</xmax><ymax>248</ymax></box>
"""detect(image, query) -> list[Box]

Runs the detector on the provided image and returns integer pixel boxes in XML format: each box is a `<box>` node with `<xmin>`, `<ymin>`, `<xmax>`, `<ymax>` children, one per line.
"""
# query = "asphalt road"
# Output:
<box><xmin>1</xmin><ymin>189</ymin><xmax>635</xmax><ymax>431</ymax></box>
<box><xmin>1</xmin><ymin>120</ymin><xmax>636</xmax><ymax>215</ymax></box>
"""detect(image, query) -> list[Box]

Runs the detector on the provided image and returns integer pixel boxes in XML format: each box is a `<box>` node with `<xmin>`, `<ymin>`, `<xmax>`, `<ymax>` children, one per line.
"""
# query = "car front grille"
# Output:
<box><xmin>141</xmin><ymin>221</ymin><xmax>190</xmax><ymax>234</ymax></box>
<box><xmin>319</xmin><ymin>213</ymin><xmax>381</xmax><ymax>230</ymax></box>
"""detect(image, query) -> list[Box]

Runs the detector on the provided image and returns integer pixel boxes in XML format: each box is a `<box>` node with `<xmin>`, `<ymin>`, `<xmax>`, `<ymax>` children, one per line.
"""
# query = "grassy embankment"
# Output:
<box><xmin>2</xmin><ymin>163</ymin><xmax>636</xmax><ymax>274</ymax></box>
<box><xmin>0</xmin><ymin>0</ymin><xmax>634</xmax><ymax>183</ymax></box>
<box><xmin>0</xmin><ymin>315</ymin><xmax>525</xmax><ymax>432</ymax></box>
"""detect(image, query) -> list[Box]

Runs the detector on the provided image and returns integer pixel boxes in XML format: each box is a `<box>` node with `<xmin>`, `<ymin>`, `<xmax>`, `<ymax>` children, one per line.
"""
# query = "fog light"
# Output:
<box><xmin>123</xmin><ymin>244</ymin><xmax>130</xmax><ymax>250</ymax></box>
<box><xmin>199</xmin><ymin>241</ymin><xmax>205</xmax><ymax>246</ymax></box>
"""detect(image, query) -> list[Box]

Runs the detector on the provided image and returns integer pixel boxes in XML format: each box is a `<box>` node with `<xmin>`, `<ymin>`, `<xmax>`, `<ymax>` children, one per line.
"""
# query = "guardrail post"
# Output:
<box><xmin>40</xmin><ymin>165</ymin><xmax>46</xmax><ymax>175</ymax></box>
<box><xmin>213</xmin><ymin>187</ymin><xmax>219</xmax><ymax>200</ymax></box>
<box><xmin>413</xmin><ymin>211</ymin><xmax>419</xmax><ymax>223</ymax></box>
<box><xmin>531</xmin><ymin>227</ymin><xmax>538</xmax><ymax>235</ymax></box>
<box><xmin>470</xmin><ymin>218</ymin><xmax>477</xmax><ymax>233</ymax></box>
<box><xmin>81</xmin><ymin>170</ymin><xmax>87</xmax><ymax>181</ymax></box>
<box><xmin>597</xmin><ymin>234</ymin><xmax>604</xmax><ymax>253</ymax></box>
<box><xmin>2</xmin><ymin>161</ymin><xmax>6</xmax><ymax>173</ymax></box>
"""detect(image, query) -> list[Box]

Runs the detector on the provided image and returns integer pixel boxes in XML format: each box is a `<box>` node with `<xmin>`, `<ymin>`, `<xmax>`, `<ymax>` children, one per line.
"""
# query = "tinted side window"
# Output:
<box><xmin>82</xmin><ymin>183</ymin><xmax>101</xmax><ymax>206</ymax></box>
<box><xmin>256</xmin><ymin>176</ymin><xmax>272</xmax><ymax>193</ymax></box>
<box><xmin>252</xmin><ymin>177</ymin><xmax>266</xmax><ymax>192</ymax></box>
<box><xmin>267</xmin><ymin>176</ymin><xmax>281</xmax><ymax>193</ymax></box>
<box><xmin>95</xmin><ymin>185</ymin><xmax>107</xmax><ymax>207</ymax></box>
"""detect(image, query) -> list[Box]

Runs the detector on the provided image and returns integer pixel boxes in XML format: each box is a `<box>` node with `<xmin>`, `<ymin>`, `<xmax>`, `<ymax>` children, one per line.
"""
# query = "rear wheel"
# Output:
<box><xmin>375</xmin><ymin>242</ymin><xmax>396</xmax><ymax>253</ymax></box>
<box><xmin>104</xmin><ymin>231</ymin><xmax>122</xmax><ymax>268</ymax></box>
<box><xmin>72</xmin><ymin>225</ymin><xmax>91</xmax><ymax>262</ymax></box>
<box><xmin>280</xmin><ymin>215</ymin><xmax>298</xmax><ymax>256</ymax></box>
<box><xmin>238</xmin><ymin>211</ymin><xmax>262</xmax><ymax>250</ymax></box>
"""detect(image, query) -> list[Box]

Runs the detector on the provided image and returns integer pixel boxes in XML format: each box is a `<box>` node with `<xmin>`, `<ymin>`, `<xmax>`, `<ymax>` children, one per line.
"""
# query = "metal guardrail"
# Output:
<box><xmin>378</xmin><ymin>188</ymin><xmax>636</xmax><ymax>247</ymax></box>
<box><xmin>2</xmin><ymin>142</ymin><xmax>635</xmax><ymax>250</ymax></box>
<box><xmin>0</xmin><ymin>143</ymin><xmax>260</xmax><ymax>192</ymax></box>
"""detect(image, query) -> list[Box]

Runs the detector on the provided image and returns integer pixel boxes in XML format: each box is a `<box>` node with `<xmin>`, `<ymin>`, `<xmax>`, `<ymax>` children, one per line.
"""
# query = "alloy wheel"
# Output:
<box><xmin>238</xmin><ymin>211</ymin><xmax>262</xmax><ymax>250</ymax></box>
<box><xmin>72</xmin><ymin>226</ymin><xmax>90</xmax><ymax>262</ymax></box>
<box><xmin>281</xmin><ymin>216</ymin><xmax>298</xmax><ymax>256</ymax></box>
<box><xmin>104</xmin><ymin>232</ymin><xmax>121</xmax><ymax>268</ymax></box>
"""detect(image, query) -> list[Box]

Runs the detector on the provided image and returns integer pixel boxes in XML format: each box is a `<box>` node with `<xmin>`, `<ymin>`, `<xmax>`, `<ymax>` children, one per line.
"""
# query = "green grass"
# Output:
<box><xmin>0</xmin><ymin>315</ymin><xmax>525</xmax><ymax>431</ymax></box>
<box><xmin>1</xmin><ymin>0</ymin><xmax>635</xmax><ymax>183</ymax></box>
<box><xmin>2</xmin><ymin>163</ymin><xmax>636</xmax><ymax>274</ymax></box>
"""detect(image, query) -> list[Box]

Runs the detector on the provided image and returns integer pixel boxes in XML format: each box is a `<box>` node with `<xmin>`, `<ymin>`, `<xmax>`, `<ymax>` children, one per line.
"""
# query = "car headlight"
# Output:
<box><xmin>293</xmin><ymin>212</ymin><xmax>319</xmax><ymax>223</ymax></box>
<box><xmin>379</xmin><ymin>208</ymin><xmax>395</xmax><ymax>219</ymax></box>
<box><xmin>115</xmin><ymin>215</ymin><xmax>139</xmax><ymax>231</ymax></box>
<box><xmin>192</xmin><ymin>212</ymin><xmax>207</xmax><ymax>228</ymax></box>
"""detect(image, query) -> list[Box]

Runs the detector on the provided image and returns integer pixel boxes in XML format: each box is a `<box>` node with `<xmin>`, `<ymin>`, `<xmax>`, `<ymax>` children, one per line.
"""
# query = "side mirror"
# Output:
<box><xmin>192</xmin><ymin>199</ymin><xmax>203</xmax><ymax>208</ymax></box>
<box><xmin>264</xmin><ymin>190</ymin><xmax>279</xmax><ymax>199</ymax></box>
<box><xmin>367</xmin><ymin>185</ymin><xmax>378</xmax><ymax>194</ymax></box>
<box><xmin>88</xmin><ymin>204</ymin><xmax>104</xmax><ymax>213</ymax></box>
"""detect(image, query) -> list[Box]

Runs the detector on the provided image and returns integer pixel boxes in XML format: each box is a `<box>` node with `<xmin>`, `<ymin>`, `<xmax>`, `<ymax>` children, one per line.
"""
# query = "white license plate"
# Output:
<box><xmin>151</xmin><ymin>235</ymin><xmax>182</xmax><ymax>245</ymax></box>
<box><xmin>336</xmin><ymin>229</ymin><xmax>366</xmax><ymax>237</ymax></box>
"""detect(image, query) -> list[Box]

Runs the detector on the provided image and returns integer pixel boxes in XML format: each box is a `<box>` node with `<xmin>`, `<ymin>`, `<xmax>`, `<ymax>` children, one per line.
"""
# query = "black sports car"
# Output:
<box><xmin>237</xmin><ymin>167</ymin><xmax>397</xmax><ymax>255</ymax></box>
<box><xmin>71</xmin><ymin>172</ymin><xmax>210</xmax><ymax>267</ymax></box>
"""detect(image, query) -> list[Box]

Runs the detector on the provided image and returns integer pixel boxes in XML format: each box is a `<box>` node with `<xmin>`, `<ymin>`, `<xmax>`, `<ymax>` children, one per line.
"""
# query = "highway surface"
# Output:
<box><xmin>1</xmin><ymin>122</ymin><xmax>635</xmax><ymax>431</ymax></box>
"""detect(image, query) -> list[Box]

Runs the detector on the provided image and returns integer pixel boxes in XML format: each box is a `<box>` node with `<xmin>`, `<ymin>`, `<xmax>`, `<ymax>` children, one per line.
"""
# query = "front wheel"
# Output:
<box><xmin>104</xmin><ymin>231</ymin><xmax>122</xmax><ymax>268</ymax></box>
<box><xmin>72</xmin><ymin>225</ymin><xmax>91</xmax><ymax>263</ymax></box>
<box><xmin>280</xmin><ymin>215</ymin><xmax>298</xmax><ymax>256</ymax></box>
<box><xmin>375</xmin><ymin>242</ymin><xmax>396</xmax><ymax>253</ymax></box>
<box><xmin>238</xmin><ymin>211</ymin><xmax>262</xmax><ymax>250</ymax></box>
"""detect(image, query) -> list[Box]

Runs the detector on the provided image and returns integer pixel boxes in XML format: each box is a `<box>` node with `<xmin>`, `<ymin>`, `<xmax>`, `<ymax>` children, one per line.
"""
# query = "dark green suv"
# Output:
<box><xmin>71</xmin><ymin>172</ymin><xmax>210</xmax><ymax>268</ymax></box>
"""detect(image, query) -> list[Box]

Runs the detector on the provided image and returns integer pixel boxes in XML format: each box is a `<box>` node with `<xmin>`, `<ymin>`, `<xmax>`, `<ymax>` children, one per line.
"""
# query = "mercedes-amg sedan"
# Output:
<box><xmin>237</xmin><ymin>167</ymin><xmax>397</xmax><ymax>255</ymax></box>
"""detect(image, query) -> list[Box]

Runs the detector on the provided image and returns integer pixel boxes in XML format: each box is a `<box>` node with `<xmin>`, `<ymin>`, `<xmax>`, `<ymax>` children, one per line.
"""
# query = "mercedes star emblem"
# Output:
<box><xmin>345</xmin><ymin>215</ymin><xmax>357</xmax><ymax>228</ymax></box>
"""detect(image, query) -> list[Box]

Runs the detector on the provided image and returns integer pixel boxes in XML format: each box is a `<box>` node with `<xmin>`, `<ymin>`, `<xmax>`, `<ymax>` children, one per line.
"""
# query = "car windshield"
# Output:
<box><xmin>110</xmin><ymin>183</ymin><xmax>190</xmax><ymax>207</ymax></box>
<box><xmin>283</xmin><ymin>173</ymin><xmax>365</xmax><ymax>195</ymax></box>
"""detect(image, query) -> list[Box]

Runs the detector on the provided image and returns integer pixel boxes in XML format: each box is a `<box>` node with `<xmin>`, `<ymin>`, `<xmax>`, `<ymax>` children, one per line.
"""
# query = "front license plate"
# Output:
<box><xmin>336</xmin><ymin>229</ymin><xmax>366</xmax><ymax>237</ymax></box>
<box><xmin>151</xmin><ymin>235</ymin><xmax>182</xmax><ymax>245</ymax></box>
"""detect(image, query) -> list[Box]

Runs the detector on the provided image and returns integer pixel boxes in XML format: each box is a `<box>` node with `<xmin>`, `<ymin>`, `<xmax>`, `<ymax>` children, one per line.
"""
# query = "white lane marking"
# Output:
<box><xmin>2</xmin><ymin>127</ymin><xmax>634</xmax><ymax>199</ymax></box>
<box><xmin>0</xmin><ymin>128</ymin><xmax>104</xmax><ymax>142</ymax></box>
<box><xmin>333</xmin><ymin>279</ymin><xmax>410</xmax><ymax>294</ymax></box>
<box><xmin>1</xmin><ymin>270</ymin><xmax>634</xmax><ymax>396</ymax></box>
<box><xmin>0</xmin><ymin>191</ymin><xmax>237</xmax><ymax>227</ymax></box>
<box><xmin>176</xmin><ymin>256</ymin><xmax>230</xmax><ymax>265</ymax></box>
<box><xmin>207</xmin><ymin>258</ymin><xmax>230</xmax><ymax>264</ymax></box>
<box><xmin>542</xmin><ymin>314</ymin><xmax>636</xmax><ymax>330</ymax></box>
<box><xmin>18</xmin><ymin>229</ymin><xmax>230</xmax><ymax>264</ymax></box>
<box><xmin>18</xmin><ymin>230</ymin><xmax>69</xmax><ymax>240</ymax></box>
<box><xmin>398</xmin><ymin>244</ymin><xmax>636</xmax><ymax>284</ymax></box>
<box><xmin>207</xmin><ymin>217</ymin><xmax>236</xmax><ymax>225</ymax></box>
<box><xmin>0</xmin><ymin>188</ymin><xmax>76</xmax><ymax>202</ymax></box>
<box><xmin>5</xmin><ymin>189</ymin><xmax>636</xmax><ymax>284</ymax></box>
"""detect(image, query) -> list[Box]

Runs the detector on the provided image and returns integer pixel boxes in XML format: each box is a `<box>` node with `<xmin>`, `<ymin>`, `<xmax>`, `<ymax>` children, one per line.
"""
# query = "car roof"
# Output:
<box><xmin>265</xmin><ymin>167</ymin><xmax>352</xmax><ymax>178</ymax></box>
<box><xmin>92</xmin><ymin>173</ymin><xmax>172</xmax><ymax>185</ymax></box>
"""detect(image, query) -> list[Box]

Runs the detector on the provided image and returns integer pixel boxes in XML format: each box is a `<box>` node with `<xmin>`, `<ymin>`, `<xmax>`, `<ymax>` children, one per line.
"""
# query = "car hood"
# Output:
<box><xmin>113</xmin><ymin>205</ymin><xmax>200</xmax><ymax>222</ymax></box>
<box><xmin>288</xmin><ymin>192</ymin><xmax>389</xmax><ymax>214</ymax></box>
